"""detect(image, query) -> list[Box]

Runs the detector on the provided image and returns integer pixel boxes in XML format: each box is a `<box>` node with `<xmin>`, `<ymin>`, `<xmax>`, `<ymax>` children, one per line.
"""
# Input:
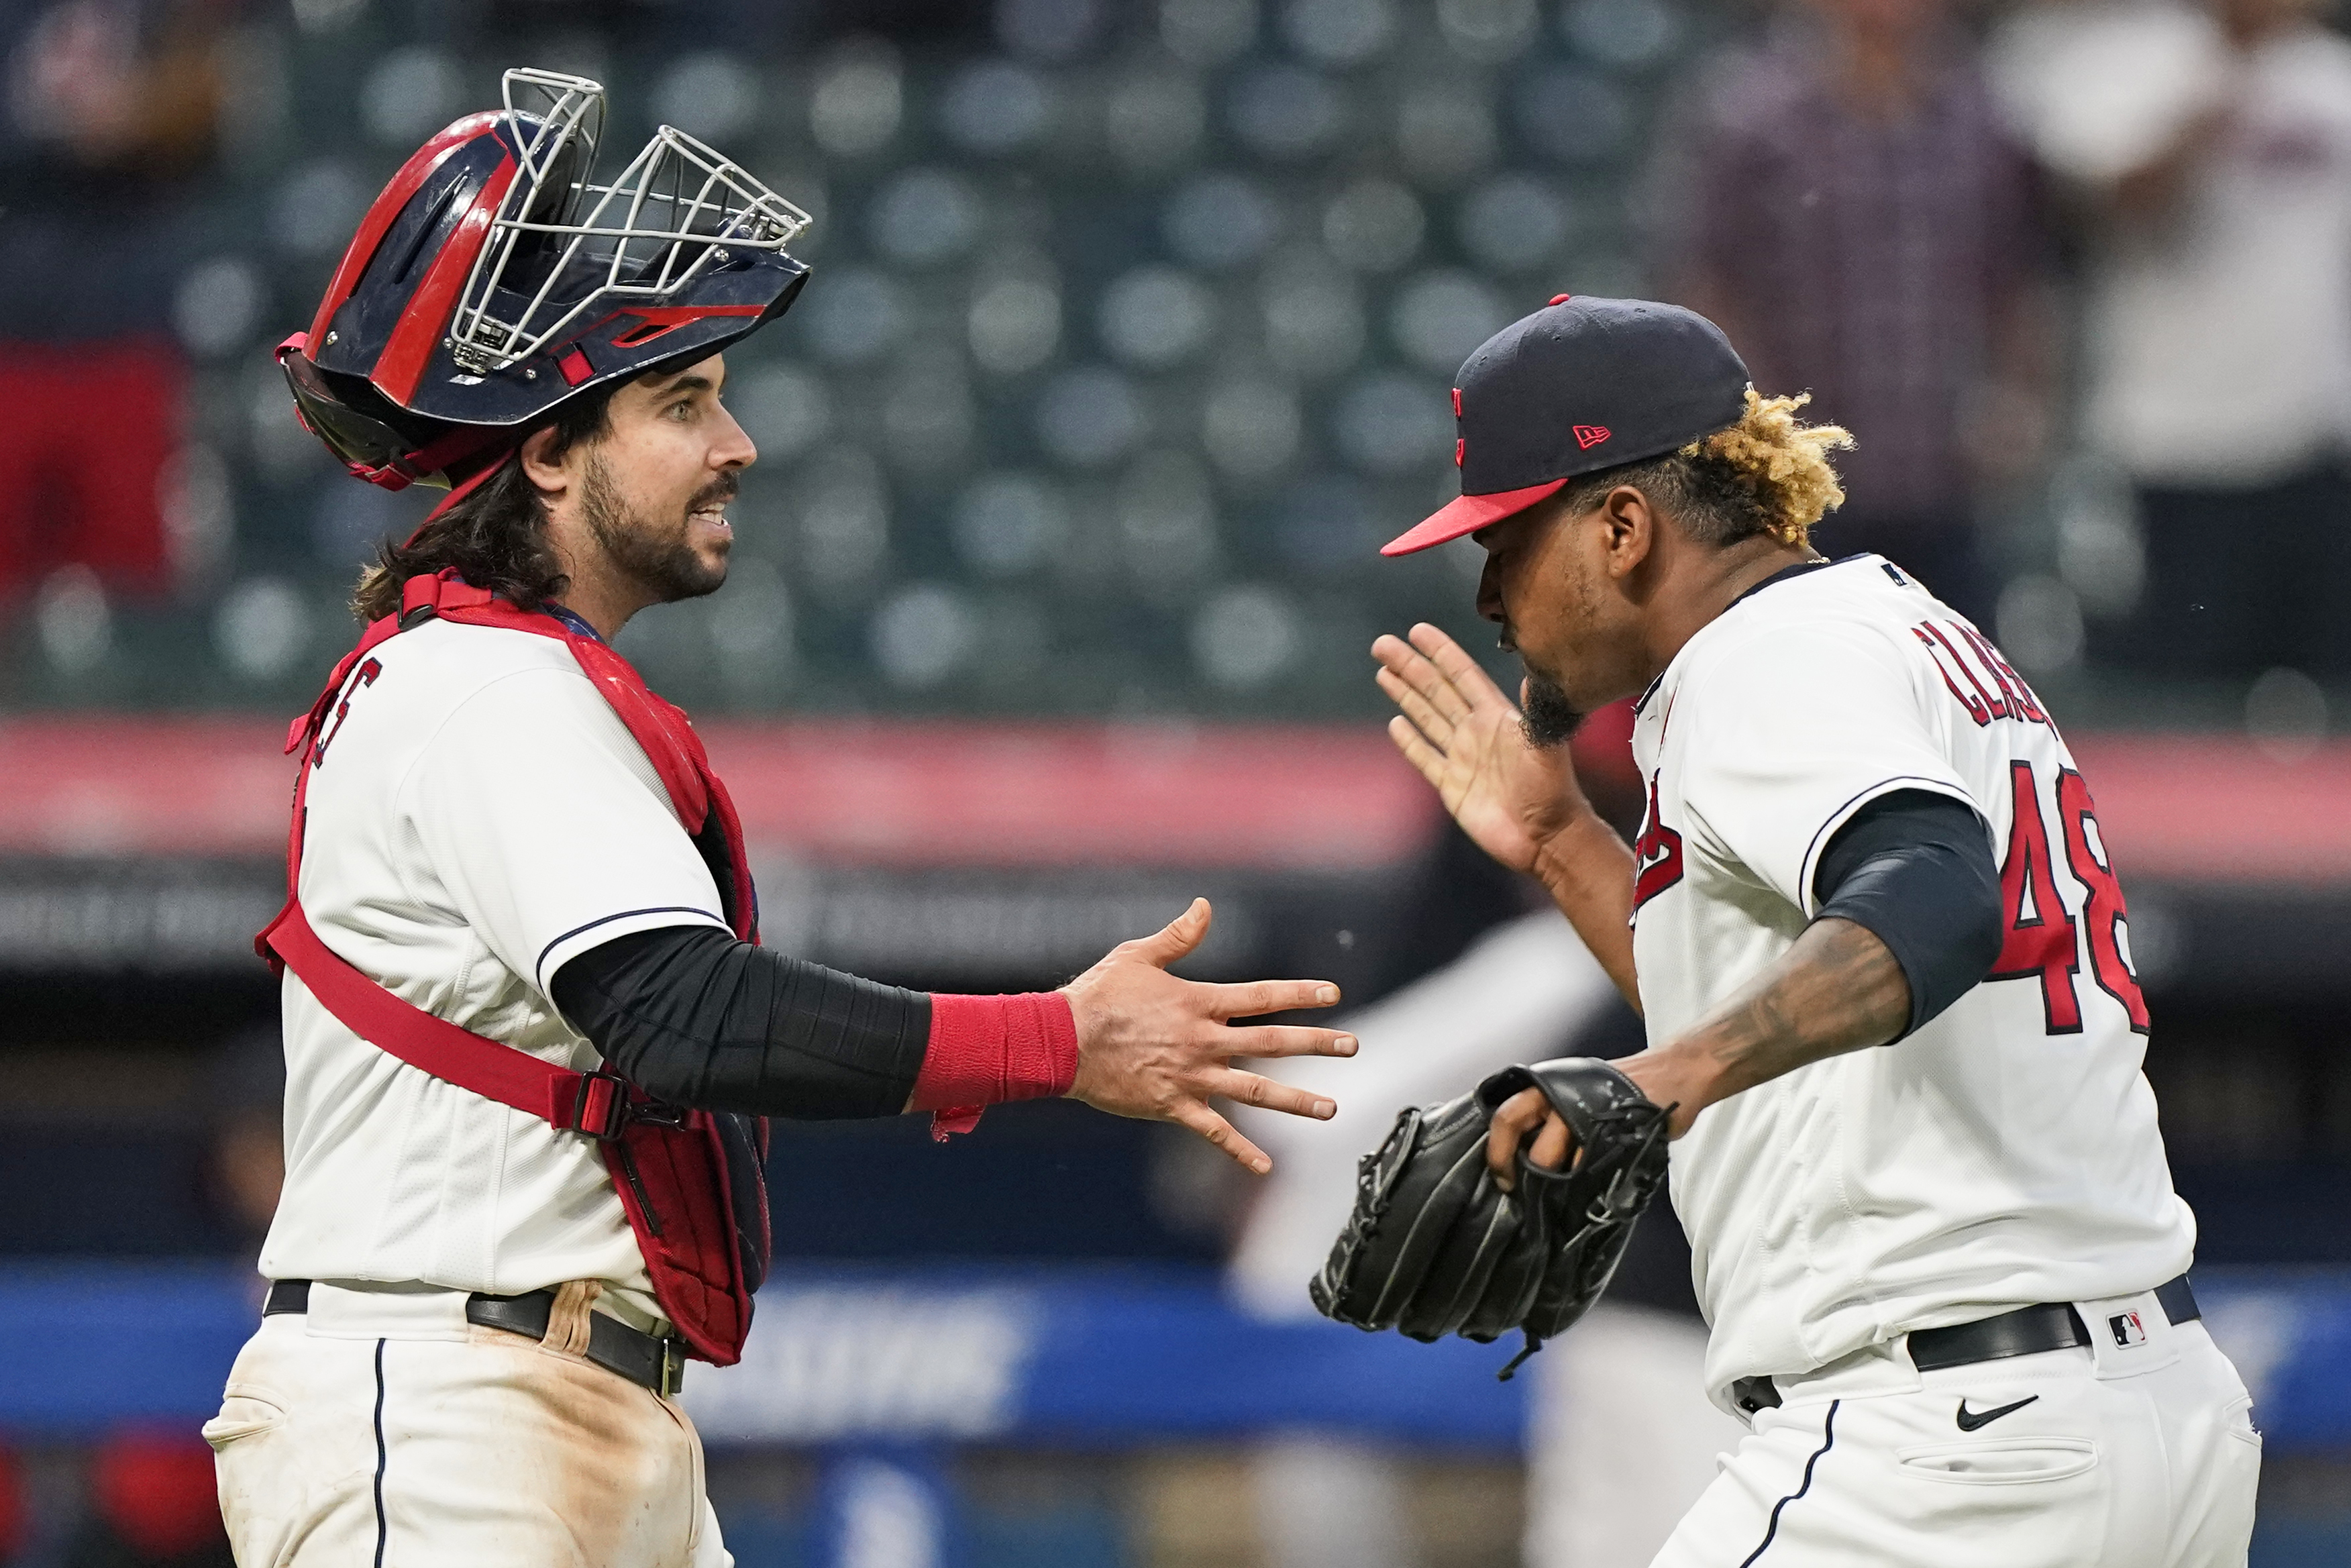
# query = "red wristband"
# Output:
<box><xmin>911</xmin><ymin>991</ymin><xmax>1080</xmax><ymax>1140</ymax></box>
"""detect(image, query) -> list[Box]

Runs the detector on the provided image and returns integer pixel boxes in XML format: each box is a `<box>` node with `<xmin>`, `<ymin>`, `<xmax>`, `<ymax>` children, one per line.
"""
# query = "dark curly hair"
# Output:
<box><xmin>350</xmin><ymin>382</ymin><xmax>621</xmax><ymax>623</ymax></box>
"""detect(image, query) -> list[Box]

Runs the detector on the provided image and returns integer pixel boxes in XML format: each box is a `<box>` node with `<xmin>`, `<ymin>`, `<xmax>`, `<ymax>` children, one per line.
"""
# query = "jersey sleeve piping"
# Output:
<box><xmin>534</xmin><ymin>905</ymin><xmax>729</xmax><ymax>996</ymax></box>
<box><xmin>1796</xmin><ymin>775</ymin><xmax>1983</xmax><ymax>919</ymax></box>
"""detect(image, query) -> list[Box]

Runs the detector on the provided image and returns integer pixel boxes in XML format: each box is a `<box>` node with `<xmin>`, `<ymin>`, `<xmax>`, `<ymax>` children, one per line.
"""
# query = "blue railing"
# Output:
<box><xmin>4</xmin><ymin>1261</ymin><xmax>2344</xmax><ymax>1451</ymax></box>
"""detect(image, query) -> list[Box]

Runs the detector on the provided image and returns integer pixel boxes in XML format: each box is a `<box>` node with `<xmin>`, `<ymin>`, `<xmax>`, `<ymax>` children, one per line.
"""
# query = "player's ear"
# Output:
<box><xmin>1598</xmin><ymin>484</ymin><xmax>1655</xmax><ymax>579</ymax></box>
<box><xmin>518</xmin><ymin>423</ymin><xmax>572</xmax><ymax>503</ymax></box>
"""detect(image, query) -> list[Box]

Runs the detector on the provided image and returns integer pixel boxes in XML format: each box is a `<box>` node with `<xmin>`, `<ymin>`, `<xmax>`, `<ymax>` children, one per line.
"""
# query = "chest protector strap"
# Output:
<box><xmin>256</xmin><ymin>569</ymin><xmax>770</xmax><ymax>1366</ymax></box>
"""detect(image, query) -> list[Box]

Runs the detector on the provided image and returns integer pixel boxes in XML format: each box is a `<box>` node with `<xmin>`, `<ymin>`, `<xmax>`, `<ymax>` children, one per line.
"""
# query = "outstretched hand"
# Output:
<box><xmin>1061</xmin><ymin>899</ymin><xmax>1357</xmax><ymax>1173</ymax></box>
<box><xmin>1372</xmin><ymin>623</ymin><xmax>1592</xmax><ymax>876</ymax></box>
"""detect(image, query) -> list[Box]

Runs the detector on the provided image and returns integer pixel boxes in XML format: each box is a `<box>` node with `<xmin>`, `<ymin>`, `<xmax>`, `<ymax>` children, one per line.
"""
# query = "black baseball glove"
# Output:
<box><xmin>1308</xmin><ymin>1057</ymin><xmax>1672</xmax><ymax>1379</ymax></box>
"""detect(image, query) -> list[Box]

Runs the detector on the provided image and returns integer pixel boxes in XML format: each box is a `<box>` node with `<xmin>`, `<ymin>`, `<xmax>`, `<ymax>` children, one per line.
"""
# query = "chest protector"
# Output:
<box><xmin>256</xmin><ymin>569</ymin><xmax>771</xmax><ymax>1364</ymax></box>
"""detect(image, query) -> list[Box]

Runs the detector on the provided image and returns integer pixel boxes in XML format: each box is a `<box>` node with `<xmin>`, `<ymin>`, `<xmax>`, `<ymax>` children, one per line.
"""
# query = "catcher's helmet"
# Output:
<box><xmin>278</xmin><ymin>68</ymin><xmax>812</xmax><ymax>494</ymax></box>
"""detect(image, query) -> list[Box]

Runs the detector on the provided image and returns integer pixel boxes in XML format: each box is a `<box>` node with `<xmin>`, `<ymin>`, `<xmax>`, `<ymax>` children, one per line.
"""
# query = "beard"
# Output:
<box><xmin>579</xmin><ymin>452</ymin><xmax>733</xmax><ymax>605</ymax></box>
<box><xmin>1520</xmin><ymin>668</ymin><xmax>1585</xmax><ymax>749</ymax></box>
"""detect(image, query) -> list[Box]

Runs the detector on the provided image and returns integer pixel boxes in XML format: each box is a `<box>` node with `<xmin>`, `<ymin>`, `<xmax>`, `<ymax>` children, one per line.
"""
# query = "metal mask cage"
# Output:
<box><xmin>447</xmin><ymin>68</ymin><xmax>813</xmax><ymax>375</ymax></box>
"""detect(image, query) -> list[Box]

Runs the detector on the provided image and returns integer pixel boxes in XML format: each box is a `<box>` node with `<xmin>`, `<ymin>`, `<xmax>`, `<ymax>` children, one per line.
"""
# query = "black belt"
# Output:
<box><xmin>1730</xmin><ymin>1274</ymin><xmax>2199</xmax><ymax>1415</ymax></box>
<box><xmin>263</xmin><ymin>1279</ymin><xmax>686</xmax><ymax>1398</ymax></box>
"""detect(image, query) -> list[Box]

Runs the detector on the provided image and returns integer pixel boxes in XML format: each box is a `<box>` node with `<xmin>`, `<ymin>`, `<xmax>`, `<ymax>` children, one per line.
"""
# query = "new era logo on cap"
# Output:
<box><xmin>1380</xmin><ymin>295</ymin><xmax>1751</xmax><ymax>557</ymax></box>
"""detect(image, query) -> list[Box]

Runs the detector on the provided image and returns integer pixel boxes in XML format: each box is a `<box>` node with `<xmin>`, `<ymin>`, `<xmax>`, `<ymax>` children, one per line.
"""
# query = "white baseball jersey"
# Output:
<box><xmin>258</xmin><ymin>618</ymin><xmax>732</xmax><ymax>1323</ymax></box>
<box><xmin>1626</xmin><ymin>555</ymin><xmax>2195</xmax><ymax>1409</ymax></box>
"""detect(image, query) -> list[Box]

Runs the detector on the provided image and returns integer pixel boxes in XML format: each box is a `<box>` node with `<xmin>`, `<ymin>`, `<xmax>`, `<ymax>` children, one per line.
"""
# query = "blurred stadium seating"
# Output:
<box><xmin>3</xmin><ymin>0</ymin><xmax>1706</xmax><ymax>721</ymax></box>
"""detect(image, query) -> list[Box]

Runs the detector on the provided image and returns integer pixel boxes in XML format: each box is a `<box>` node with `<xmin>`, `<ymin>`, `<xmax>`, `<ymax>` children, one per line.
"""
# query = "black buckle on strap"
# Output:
<box><xmin>627</xmin><ymin>1098</ymin><xmax>691</xmax><ymax>1131</ymax></box>
<box><xmin>572</xmin><ymin>1072</ymin><xmax>631</xmax><ymax>1141</ymax></box>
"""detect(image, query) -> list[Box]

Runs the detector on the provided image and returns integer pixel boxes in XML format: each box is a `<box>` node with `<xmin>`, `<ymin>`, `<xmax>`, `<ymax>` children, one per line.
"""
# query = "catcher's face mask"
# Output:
<box><xmin>280</xmin><ymin>65</ymin><xmax>812</xmax><ymax>484</ymax></box>
<box><xmin>438</xmin><ymin>69</ymin><xmax>809</xmax><ymax>378</ymax></box>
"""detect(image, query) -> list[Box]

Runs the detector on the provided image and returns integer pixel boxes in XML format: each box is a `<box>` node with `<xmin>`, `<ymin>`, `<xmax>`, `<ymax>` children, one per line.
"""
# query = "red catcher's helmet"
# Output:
<box><xmin>277</xmin><ymin>68</ymin><xmax>813</xmax><ymax>496</ymax></box>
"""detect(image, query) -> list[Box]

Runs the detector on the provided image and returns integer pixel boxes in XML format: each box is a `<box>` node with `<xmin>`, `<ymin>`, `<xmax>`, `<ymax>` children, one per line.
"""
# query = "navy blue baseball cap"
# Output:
<box><xmin>1381</xmin><ymin>295</ymin><xmax>1751</xmax><ymax>556</ymax></box>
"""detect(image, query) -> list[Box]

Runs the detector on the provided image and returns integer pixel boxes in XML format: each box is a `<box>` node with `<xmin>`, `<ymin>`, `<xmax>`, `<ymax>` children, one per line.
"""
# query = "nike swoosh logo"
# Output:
<box><xmin>1956</xmin><ymin>1395</ymin><xmax>2040</xmax><ymax>1431</ymax></box>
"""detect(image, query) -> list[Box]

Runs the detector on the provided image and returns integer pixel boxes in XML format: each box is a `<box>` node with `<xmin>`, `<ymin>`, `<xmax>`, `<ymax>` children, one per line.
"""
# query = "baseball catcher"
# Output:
<box><xmin>204</xmin><ymin>70</ymin><xmax>1357</xmax><ymax>1568</ymax></box>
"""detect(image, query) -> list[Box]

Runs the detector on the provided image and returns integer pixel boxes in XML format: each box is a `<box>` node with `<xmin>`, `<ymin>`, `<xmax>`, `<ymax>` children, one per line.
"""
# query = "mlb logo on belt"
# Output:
<box><xmin>2109</xmin><ymin>1310</ymin><xmax>2148</xmax><ymax>1347</ymax></box>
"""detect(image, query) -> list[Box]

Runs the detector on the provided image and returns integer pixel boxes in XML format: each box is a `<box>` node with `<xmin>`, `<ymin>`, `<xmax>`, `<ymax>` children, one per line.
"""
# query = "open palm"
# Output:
<box><xmin>1372</xmin><ymin>623</ymin><xmax>1591</xmax><ymax>876</ymax></box>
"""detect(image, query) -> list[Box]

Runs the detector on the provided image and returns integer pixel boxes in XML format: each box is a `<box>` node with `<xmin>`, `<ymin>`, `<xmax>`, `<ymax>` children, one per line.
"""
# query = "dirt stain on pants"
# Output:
<box><xmin>207</xmin><ymin>1305</ymin><xmax>730</xmax><ymax>1567</ymax></box>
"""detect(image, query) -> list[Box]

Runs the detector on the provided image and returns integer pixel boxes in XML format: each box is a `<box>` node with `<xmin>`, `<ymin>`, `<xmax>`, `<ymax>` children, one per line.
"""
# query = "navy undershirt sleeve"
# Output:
<box><xmin>1810</xmin><ymin>790</ymin><xmax>2004</xmax><ymax>1039</ymax></box>
<box><xmin>551</xmin><ymin>926</ymin><xmax>931</xmax><ymax>1118</ymax></box>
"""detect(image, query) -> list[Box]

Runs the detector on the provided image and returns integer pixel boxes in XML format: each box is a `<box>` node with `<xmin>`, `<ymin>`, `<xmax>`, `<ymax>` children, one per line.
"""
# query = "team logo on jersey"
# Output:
<box><xmin>1632</xmin><ymin>777</ymin><xmax>1684</xmax><ymax>913</ymax></box>
<box><xmin>311</xmin><ymin>656</ymin><xmax>382</xmax><ymax>767</ymax></box>
<box><xmin>2108</xmin><ymin>1310</ymin><xmax>2148</xmax><ymax>1348</ymax></box>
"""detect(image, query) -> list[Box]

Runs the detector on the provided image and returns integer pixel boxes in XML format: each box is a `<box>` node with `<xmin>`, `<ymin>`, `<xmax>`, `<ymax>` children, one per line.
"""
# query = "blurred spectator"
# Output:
<box><xmin>1990</xmin><ymin>0</ymin><xmax>2351</xmax><ymax>684</ymax></box>
<box><xmin>0</xmin><ymin>1</ymin><xmax>229</xmax><ymax>608</ymax></box>
<box><xmin>66</xmin><ymin>1431</ymin><xmax>231</xmax><ymax>1568</ymax></box>
<box><xmin>1649</xmin><ymin>0</ymin><xmax>2055</xmax><ymax>627</ymax></box>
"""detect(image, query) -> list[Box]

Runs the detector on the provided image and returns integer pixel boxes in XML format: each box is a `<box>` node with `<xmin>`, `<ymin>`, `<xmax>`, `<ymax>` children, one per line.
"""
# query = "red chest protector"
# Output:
<box><xmin>256</xmin><ymin>569</ymin><xmax>770</xmax><ymax>1365</ymax></box>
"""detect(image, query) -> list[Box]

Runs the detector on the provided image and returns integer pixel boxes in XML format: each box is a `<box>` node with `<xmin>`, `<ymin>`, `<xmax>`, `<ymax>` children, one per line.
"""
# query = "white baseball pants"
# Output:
<box><xmin>206</xmin><ymin>1282</ymin><xmax>729</xmax><ymax>1567</ymax></box>
<box><xmin>1651</xmin><ymin>1295</ymin><xmax>2259</xmax><ymax>1568</ymax></box>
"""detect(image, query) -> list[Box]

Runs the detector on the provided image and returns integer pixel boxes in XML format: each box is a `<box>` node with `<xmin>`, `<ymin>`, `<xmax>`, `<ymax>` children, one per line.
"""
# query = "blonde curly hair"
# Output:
<box><xmin>1557</xmin><ymin>388</ymin><xmax>1854</xmax><ymax>550</ymax></box>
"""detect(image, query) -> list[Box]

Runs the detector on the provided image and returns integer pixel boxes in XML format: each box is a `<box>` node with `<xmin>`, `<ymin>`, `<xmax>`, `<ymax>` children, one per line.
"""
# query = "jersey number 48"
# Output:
<box><xmin>1987</xmin><ymin>760</ymin><xmax>2150</xmax><ymax>1036</ymax></box>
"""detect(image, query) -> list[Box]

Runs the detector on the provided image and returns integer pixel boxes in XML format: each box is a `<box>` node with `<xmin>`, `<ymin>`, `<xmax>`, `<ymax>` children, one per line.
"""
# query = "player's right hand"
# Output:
<box><xmin>1373</xmin><ymin>623</ymin><xmax>1594</xmax><ymax>878</ymax></box>
<box><xmin>1484</xmin><ymin>1086</ymin><xmax>1576</xmax><ymax>1192</ymax></box>
<box><xmin>1061</xmin><ymin>898</ymin><xmax>1355</xmax><ymax>1175</ymax></box>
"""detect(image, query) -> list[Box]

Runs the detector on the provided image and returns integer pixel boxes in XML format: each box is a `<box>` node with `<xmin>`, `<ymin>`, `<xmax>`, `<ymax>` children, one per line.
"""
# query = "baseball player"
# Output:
<box><xmin>204</xmin><ymin>72</ymin><xmax>1355</xmax><ymax>1567</ymax></box>
<box><xmin>1370</xmin><ymin>296</ymin><xmax>2258</xmax><ymax>1565</ymax></box>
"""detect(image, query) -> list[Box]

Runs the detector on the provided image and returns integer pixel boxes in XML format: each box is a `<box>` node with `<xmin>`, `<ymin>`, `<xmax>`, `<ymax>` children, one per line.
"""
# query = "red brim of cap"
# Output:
<box><xmin>1379</xmin><ymin>477</ymin><xmax>1571</xmax><ymax>557</ymax></box>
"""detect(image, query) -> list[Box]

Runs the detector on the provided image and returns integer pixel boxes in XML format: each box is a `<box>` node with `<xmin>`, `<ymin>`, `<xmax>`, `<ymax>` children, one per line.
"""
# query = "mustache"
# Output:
<box><xmin>688</xmin><ymin>472</ymin><xmax>740</xmax><ymax>513</ymax></box>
